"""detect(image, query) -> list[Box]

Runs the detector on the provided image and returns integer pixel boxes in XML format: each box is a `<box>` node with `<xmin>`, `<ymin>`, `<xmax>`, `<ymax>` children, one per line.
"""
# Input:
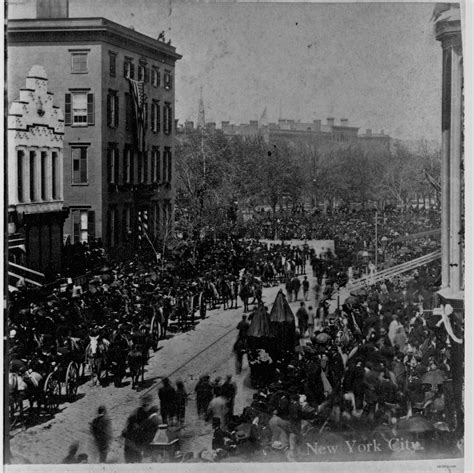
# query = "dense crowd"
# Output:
<box><xmin>7</xmin><ymin>235</ymin><xmax>316</xmax><ymax>382</ymax></box>
<box><xmin>9</xmin><ymin>205</ymin><xmax>464</xmax><ymax>464</ymax></box>
<box><xmin>244</xmin><ymin>207</ymin><xmax>440</xmax><ymax>248</ymax></box>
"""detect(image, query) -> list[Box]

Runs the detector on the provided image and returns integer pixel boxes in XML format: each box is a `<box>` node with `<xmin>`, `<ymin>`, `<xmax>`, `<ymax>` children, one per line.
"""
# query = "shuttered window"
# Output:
<box><xmin>107</xmin><ymin>91</ymin><xmax>119</xmax><ymax>128</ymax></box>
<box><xmin>71</xmin><ymin>53</ymin><xmax>88</xmax><ymax>73</ymax></box>
<box><xmin>66</xmin><ymin>92</ymin><xmax>94</xmax><ymax>126</ymax></box>
<box><xmin>87</xmin><ymin>94</ymin><xmax>94</xmax><ymax>125</ymax></box>
<box><xmin>72</xmin><ymin>147</ymin><xmax>88</xmax><ymax>184</ymax></box>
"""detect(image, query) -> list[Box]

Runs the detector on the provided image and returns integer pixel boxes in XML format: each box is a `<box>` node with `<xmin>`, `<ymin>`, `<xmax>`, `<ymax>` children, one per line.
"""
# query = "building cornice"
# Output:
<box><xmin>435</xmin><ymin>19</ymin><xmax>462</xmax><ymax>52</ymax></box>
<box><xmin>8</xmin><ymin>17</ymin><xmax>182</xmax><ymax>64</ymax></box>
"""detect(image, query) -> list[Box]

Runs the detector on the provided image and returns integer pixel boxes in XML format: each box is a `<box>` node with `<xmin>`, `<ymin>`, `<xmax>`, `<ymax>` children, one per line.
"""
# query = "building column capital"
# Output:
<box><xmin>435</xmin><ymin>19</ymin><xmax>462</xmax><ymax>53</ymax></box>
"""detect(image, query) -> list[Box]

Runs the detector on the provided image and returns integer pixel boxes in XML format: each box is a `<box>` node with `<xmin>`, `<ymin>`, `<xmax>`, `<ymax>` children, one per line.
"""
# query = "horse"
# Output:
<box><xmin>127</xmin><ymin>327</ymin><xmax>151</xmax><ymax>389</ymax></box>
<box><xmin>204</xmin><ymin>281</ymin><xmax>219</xmax><ymax>310</ymax></box>
<box><xmin>9</xmin><ymin>369</ymin><xmax>44</xmax><ymax>424</ymax></box>
<box><xmin>239</xmin><ymin>282</ymin><xmax>252</xmax><ymax>313</ymax></box>
<box><xmin>85</xmin><ymin>336</ymin><xmax>108</xmax><ymax>386</ymax></box>
<box><xmin>127</xmin><ymin>345</ymin><xmax>146</xmax><ymax>390</ymax></box>
<box><xmin>219</xmin><ymin>279</ymin><xmax>232</xmax><ymax>310</ymax></box>
<box><xmin>9</xmin><ymin>372</ymin><xmax>27</xmax><ymax>425</ymax></box>
<box><xmin>229</xmin><ymin>280</ymin><xmax>239</xmax><ymax>309</ymax></box>
<box><xmin>108</xmin><ymin>335</ymin><xmax>129</xmax><ymax>387</ymax></box>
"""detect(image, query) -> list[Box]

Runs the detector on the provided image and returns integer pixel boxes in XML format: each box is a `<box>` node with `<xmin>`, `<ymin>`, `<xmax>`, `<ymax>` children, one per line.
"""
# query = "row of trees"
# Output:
<box><xmin>174</xmin><ymin>128</ymin><xmax>441</xmax><ymax>234</ymax></box>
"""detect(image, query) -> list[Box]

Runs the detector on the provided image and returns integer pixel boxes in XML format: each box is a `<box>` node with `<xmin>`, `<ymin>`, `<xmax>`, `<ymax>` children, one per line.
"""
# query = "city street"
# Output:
<box><xmin>5</xmin><ymin>1</ymin><xmax>467</xmax><ymax>469</ymax></box>
<box><xmin>9</xmin><ymin>263</ymin><xmax>319</xmax><ymax>464</ymax></box>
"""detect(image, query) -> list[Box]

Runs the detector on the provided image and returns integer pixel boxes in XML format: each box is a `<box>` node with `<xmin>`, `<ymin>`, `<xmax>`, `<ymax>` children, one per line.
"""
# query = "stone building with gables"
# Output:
<box><xmin>7</xmin><ymin>65</ymin><xmax>68</xmax><ymax>285</ymax></box>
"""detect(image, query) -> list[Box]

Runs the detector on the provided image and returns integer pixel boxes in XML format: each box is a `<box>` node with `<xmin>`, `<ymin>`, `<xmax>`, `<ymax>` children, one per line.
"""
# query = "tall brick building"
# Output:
<box><xmin>8</xmin><ymin>1</ymin><xmax>181</xmax><ymax>255</ymax></box>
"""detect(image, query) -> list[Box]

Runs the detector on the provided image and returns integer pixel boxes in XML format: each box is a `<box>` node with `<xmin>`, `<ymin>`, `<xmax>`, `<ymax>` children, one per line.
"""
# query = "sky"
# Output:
<box><xmin>8</xmin><ymin>0</ymin><xmax>445</xmax><ymax>142</ymax></box>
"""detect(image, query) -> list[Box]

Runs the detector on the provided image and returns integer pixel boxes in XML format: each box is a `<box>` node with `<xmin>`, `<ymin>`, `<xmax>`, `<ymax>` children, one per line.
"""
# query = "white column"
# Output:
<box><xmin>9</xmin><ymin>147</ymin><xmax>19</xmax><ymax>205</ymax></box>
<box><xmin>33</xmin><ymin>149</ymin><xmax>42</xmax><ymax>202</ymax></box>
<box><xmin>23</xmin><ymin>148</ymin><xmax>31</xmax><ymax>203</ymax></box>
<box><xmin>58</xmin><ymin>150</ymin><xmax>64</xmax><ymax>201</ymax></box>
<box><xmin>449</xmin><ymin>48</ymin><xmax>462</xmax><ymax>293</ymax></box>
<box><xmin>440</xmin><ymin>129</ymin><xmax>450</xmax><ymax>288</ymax></box>
<box><xmin>45</xmin><ymin>150</ymin><xmax>53</xmax><ymax>201</ymax></box>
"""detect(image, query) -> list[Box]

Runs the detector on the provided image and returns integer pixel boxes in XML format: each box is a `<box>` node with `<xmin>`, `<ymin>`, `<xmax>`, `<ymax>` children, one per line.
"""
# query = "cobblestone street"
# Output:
<box><xmin>9</xmin><ymin>264</ymin><xmax>318</xmax><ymax>464</ymax></box>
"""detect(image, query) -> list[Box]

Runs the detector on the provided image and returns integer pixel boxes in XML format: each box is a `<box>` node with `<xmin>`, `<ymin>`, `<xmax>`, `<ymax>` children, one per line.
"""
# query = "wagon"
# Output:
<box><xmin>43</xmin><ymin>360</ymin><xmax>80</xmax><ymax>412</ymax></box>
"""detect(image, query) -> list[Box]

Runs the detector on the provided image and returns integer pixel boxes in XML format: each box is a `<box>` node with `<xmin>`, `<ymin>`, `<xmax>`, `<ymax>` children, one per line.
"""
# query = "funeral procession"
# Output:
<box><xmin>4</xmin><ymin>0</ymin><xmax>467</xmax><ymax>468</ymax></box>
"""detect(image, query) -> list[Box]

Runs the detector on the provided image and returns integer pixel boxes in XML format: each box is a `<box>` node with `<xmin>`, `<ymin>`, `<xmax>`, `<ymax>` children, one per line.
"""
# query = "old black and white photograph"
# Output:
<box><xmin>3</xmin><ymin>0</ymin><xmax>471</xmax><ymax>470</ymax></box>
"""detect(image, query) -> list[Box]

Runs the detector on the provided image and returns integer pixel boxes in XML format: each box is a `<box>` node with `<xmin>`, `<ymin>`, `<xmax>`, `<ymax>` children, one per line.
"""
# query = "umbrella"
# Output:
<box><xmin>269</xmin><ymin>290</ymin><xmax>295</xmax><ymax>323</ymax></box>
<box><xmin>248</xmin><ymin>304</ymin><xmax>274</xmax><ymax>338</ymax></box>
<box><xmin>398</xmin><ymin>415</ymin><xmax>433</xmax><ymax>433</ymax></box>
<box><xmin>421</xmin><ymin>369</ymin><xmax>446</xmax><ymax>386</ymax></box>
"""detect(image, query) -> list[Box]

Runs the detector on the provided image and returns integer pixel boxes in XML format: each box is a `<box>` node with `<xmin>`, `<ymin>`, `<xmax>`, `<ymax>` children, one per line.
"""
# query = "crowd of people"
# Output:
<box><xmin>9</xmin><ymin>204</ymin><xmax>464</xmax><ymax>464</ymax></box>
<box><xmin>7</xmin><ymin>234</ymin><xmax>321</xmax><ymax>396</ymax></box>
<box><xmin>191</xmin><ymin>258</ymin><xmax>463</xmax><ymax>463</ymax></box>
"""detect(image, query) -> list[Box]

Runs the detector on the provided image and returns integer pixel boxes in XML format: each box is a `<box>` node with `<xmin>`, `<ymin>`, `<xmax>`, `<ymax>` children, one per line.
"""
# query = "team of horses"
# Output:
<box><xmin>9</xmin><ymin>271</ymin><xmax>278</xmax><ymax>426</ymax></box>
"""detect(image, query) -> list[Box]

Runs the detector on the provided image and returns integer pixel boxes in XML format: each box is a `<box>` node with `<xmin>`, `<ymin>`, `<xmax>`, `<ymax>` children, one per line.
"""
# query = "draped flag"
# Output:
<box><xmin>137</xmin><ymin>209</ymin><xmax>149</xmax><ymax>241</ymax></box>
<box><xmin>128</xmin><ymin>78</ymin><xmax>146</xmax><ymax>152</ymax></box>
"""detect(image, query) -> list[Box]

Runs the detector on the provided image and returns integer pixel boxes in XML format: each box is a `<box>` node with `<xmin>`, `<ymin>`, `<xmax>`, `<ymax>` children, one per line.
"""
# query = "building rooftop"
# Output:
<box><xmin>8</xmin><ymin>17</ymin><xmax>182</xmax><ymax>62</ymax></box>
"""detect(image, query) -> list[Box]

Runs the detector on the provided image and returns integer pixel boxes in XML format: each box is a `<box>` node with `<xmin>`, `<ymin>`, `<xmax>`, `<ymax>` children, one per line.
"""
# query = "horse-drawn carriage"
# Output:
<box><xmin>9</xmin><ymin>353</ymin><xmax>81</xmax><ymax>427</ymax></box>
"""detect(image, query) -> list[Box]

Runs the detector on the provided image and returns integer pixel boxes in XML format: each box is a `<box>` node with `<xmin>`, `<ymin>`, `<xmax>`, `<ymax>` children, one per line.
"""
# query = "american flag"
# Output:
<box><xmin>128</xmin><ymin>78</ymin><xmax>146</xmax><ymax>152</ymax></box>
<box><xmin>137</xmin><ymin>209</ymin><xmax>149</xmax><ymax>241</ymax></box>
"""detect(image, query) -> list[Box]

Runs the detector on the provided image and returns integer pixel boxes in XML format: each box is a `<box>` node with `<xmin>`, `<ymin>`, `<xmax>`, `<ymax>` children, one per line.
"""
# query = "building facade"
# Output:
<box><xmin>435</xmin><ymin>5</ymin><xmax>463</xmax><ymax>308</ymax></box>
<box><xmin>7</xmin><ymin>65</ymin><xmax>68</xmax><ymax>282</ymax></box>
<box><xmin>179</xmin><ymin>117</ymin><xmax>390</xmax><ymax>152</ymax></box>
<box><xmin>8</xmin><ymin>9</ymin><xmax>181</xmax><ymax>255</ymax></box>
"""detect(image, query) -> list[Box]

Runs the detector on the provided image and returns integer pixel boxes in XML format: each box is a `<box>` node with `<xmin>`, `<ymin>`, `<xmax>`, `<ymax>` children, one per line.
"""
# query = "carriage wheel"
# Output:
<box><xmin>150</xmin><ymin>316</ymin><xmax>160</xmax><ymax>351</ymax></box>
<box><xmin>44</xmin><ymin>372</ymin><xmax>61</xmax><ymax>414</ymax></box>
<box><xmin>65</xmin><ymin>362</ymin><xmax>79</xmax><ymax>397</ymax></box>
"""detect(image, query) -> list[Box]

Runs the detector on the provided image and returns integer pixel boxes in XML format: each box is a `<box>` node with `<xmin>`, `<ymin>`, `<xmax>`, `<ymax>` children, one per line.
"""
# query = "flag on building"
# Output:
<box><xmin>137</xmin><ymin>209</ymin><xmax>149</xmax><ymax>241</ymax></box>
<box><xmin>128</xmin><ymin>78</ymin><xmax>146</xmax><ymax>152</ymax></box>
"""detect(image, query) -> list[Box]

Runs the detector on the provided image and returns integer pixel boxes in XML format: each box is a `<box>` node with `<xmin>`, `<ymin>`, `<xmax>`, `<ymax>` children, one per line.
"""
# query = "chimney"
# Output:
<box><xmin>185</xmin><ymin>120</ymin><xmax>194</xmax><ymax>130</ymax></box>
<box><xmin>207</xmin><ymin>122</ymin><xmax>216</xmax><ymax>131</ymax></box>
<box><xmin>312</xmin><ymin>119</ymin><xmax>321</xmax><ymax>132</ymax></box>
<box><xmin>249</xmin><ymin>120</ymin><xmax>258</xmax><ymax>129</ymax></box>
<box><xmin>340</xmin><ymin>118</ymin><xmax>349</xmax><ymax>127</ymax></box>
<box><xmin>36</xmin><ymin>0</ymin><xmax>69</xmax><ymax>18</ymax></box>
<box><xmin>221</xmin><ymin>121</ymin><xmax>230</xmax><ymax>129</ymax></box>
<box><xmin>381</xmin><ymin>129</ymin><xmax>385</xmax><ymax>135</ymax></box>
<box><xmin>366</xmin><ymin>129</ymin><xmax>372</xmax><ymax>136</ymax></box>
<box><xmin>327</xmin><ymin>117</ymin><xmax>335</xmax><ymax>127</ymax></box>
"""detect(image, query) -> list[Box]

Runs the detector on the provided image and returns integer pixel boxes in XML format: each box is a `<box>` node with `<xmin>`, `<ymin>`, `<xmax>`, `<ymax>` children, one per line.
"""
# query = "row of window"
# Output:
<box><xmin>107</xmin><ymin>201</ymin><xmax>172</xmax><ymax>247</ymax></box>
<box><xmin>70</xmin><ymin>145</ymin><xmax>172</xmax><ymax>185</ymax></box>
<box><xmin>107</xmin><ymin>145</ymin><xmax>172</xmax><ymax>186</ymax></box>
<box><xmin>64</xmin><ymin>91</ymin><xmax>174</xmax><ymax>135</ymax></box>
<box><xmin>119</xmin><ymin>56</ymin><xmax>173</xmax><ymax>90</ymax></box>
<box><xmin>108</xmin><ymin>91</ymin><xmax>173</xmax><ymax>134</ymax></box>
<box><xmin>17</xmin><ymin>149</ymin><xmax>61</xmax><ymax>203</ymax></box>
<box><xmin>70</xmin><ymin>51</ymin><xmax>173</xmax><ymax>91</ymax></box>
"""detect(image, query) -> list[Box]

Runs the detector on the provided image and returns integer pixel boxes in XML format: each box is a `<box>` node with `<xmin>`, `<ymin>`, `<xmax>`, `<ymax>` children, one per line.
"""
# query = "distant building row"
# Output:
<box><xmin>178</xmin><ymin>117</ymin><xmax>390</xmax><ymax>149</ymax></box>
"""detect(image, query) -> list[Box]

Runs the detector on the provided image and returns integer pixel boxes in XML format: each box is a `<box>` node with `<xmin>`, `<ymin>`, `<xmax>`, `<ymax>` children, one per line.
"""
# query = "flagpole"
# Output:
<box><xmin>143</xmin><ymin>229</ymin><xmax>160</xmax><ymax>261</ymax></box>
